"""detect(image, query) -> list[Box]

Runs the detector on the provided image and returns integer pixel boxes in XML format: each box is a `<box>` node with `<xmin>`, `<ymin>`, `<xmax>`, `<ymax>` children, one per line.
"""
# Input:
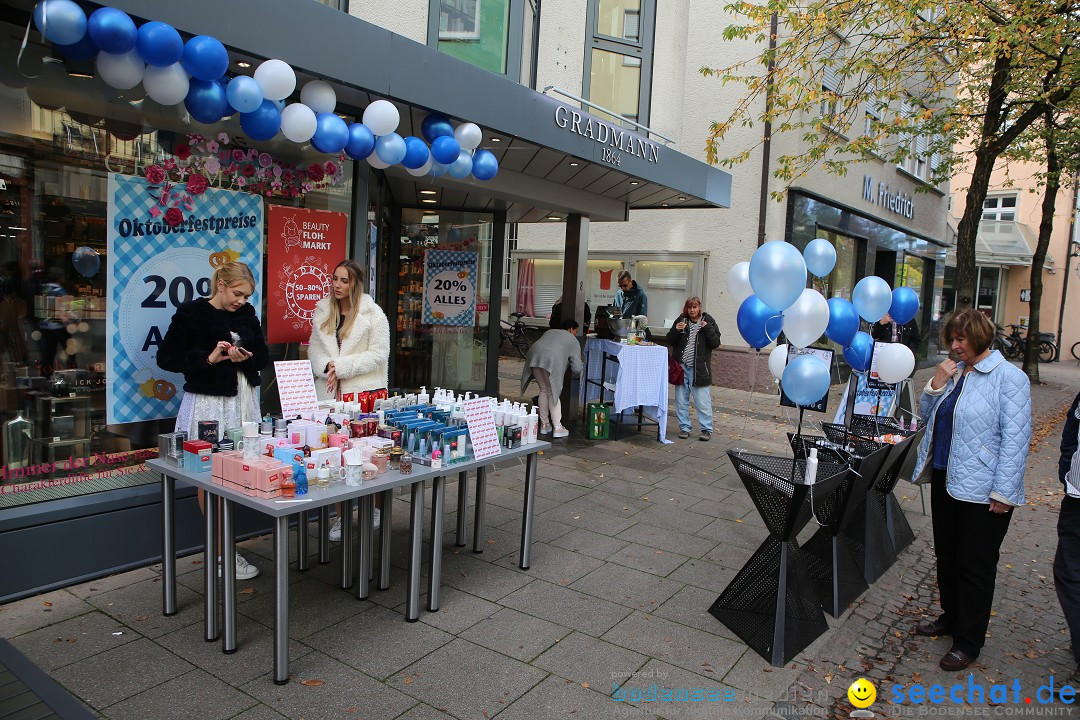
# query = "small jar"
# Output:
<box><xmin>281</xmin><ymin>468</ymin><xmax>296</xmax><ymax>499</ymax></box>
<box><xmin>389</xmin><ymin>447</ymin><xmax>403</xmax><ymax>470</ymax></box>
<box><xmin>316</xmin><ymin>466</ymin><xmax>331</xmax><ymax>489</ymax></box>
<box><xmin>361</xmin><ymin>462</ymin><xmax>378</xmax><ymax>482</ymax></box>
<box><xmin>372</xmin><ymin>449</ymin><xmax>390</xmax><ymax>474</ymax></box>
<box><xmin>399</xmin><ymin>452</ymin><xmax>412</xmax><ymax>475</ymax></box>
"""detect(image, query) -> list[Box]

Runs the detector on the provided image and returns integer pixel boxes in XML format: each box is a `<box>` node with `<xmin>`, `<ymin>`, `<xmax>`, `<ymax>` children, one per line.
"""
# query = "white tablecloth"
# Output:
<box><xmin>582</xmin><ymin>338</ymin><xmax>671</xmax><ymax>443</ymax></box>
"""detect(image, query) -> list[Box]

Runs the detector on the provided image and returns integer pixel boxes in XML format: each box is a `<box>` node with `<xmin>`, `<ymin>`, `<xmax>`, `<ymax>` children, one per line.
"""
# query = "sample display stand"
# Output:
<box><xmin>581</xmin><ymin>345</ymin><xmax>658</xmax><ymax>440</ymax></box>
<box><xmin>709</xmin><ymin>450</ymin><xmax>849</xmax><ymax>666</ymax></box>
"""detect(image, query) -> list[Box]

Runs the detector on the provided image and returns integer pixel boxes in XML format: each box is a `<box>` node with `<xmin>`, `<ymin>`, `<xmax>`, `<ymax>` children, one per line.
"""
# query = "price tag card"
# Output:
<box><xmin>462</xmin><ymin>397</ymin><xmax>502</xmax><ymax>461</ymax></box>
<box><xmin>274</xmin><ymin>360</ymin><xmax>320</xmax><ymax>419</ymax></box>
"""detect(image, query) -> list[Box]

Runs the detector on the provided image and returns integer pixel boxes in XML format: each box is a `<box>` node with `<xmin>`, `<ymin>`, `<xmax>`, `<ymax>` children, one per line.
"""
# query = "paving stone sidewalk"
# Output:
<box><xmin>0</xmin><ymin>358</ymin><xmax>1077</xmax><ymax>720</ymax></box>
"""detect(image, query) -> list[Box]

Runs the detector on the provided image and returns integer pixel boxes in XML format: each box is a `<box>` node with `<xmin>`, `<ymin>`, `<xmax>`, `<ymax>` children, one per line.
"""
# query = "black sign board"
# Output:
<box><xmin>779</xmin><ymin>345</ymin><xmax>835</xmax><ymax>414</ymax></box>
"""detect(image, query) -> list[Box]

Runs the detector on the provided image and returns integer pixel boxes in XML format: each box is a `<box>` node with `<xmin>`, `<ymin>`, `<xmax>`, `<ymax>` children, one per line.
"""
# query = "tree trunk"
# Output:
<box><xmin>954</xmin><ymin>147</ymin><xmax>997</xmax><ymax>311</ymax></box>
<box><xmin>1022</xmin><ymin>111</ymin><xmax>1060</xmax><ymax>384</ymax></box>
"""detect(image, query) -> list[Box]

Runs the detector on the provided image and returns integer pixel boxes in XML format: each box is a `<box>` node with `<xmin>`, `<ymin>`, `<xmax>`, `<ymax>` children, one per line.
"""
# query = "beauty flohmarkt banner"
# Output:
<box><xmin>106</xmin><ymin>173</ymin><xmax>264</xmax><ymax>424</ymax></box>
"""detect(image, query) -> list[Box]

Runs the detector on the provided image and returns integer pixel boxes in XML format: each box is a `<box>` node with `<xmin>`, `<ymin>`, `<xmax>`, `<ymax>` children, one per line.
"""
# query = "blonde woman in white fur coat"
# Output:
<box><xmin>307</xmin><ymin>260</ymin><xmax>390</xmax><ymax>539</ymax></box>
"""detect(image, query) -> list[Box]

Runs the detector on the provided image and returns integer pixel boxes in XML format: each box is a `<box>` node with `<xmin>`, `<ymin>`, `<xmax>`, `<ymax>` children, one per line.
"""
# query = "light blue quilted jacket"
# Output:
<box><xmin>912</xmin><ymin>350</ymin><xmax>1031</xmax><ymax>506</ymax></box>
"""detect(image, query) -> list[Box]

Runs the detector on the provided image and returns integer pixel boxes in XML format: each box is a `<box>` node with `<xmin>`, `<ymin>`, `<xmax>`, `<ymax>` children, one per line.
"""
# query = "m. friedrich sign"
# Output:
<box><xmin>554</xmin><ymin>106</ymin><xmax>660</xmax><ymax>167</ymax></box>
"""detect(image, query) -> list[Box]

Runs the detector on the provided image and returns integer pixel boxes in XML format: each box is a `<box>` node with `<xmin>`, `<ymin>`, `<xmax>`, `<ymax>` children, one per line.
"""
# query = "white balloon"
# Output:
<box><xmin>253</xmin><ymin>59</ymin><xmax>296</xmax><ymax>101</ymax></box>
<box><xmin>363</xmin><ymin>100</ymin><xmax>399</xmax><ymax>136</ymax></box>
<box><xmin>280</xmin><ymin>103</ymin><xmax>317</xmax><ymax>143</ymax></box>
<box><xmin>768</xmin><ymin>344</ymin><xmax>789</xmax><ymax>380</ymax></box>
<box><xmin>366</xmin><ymin>153</ymin><xmax>391</xmax><ymax>169</ymax></box>
<box><xmin>406</xmin><ymin>156</ymin><xmax>434</xmax><ymax>177</ymax></box>
<box><xmin>783</xmin><ymin>288</ymin><xmax>830</xmax><ymax>349</ymax></box>
<box><xmin>727</xmin><ymin>261</ymin><xmax>753</xmax><ymax>305</ymax></box>
<box><xmin>96</xmin><ymin>50</ymin><xmax>145</xmax><ymax>90</ymax></box>
<box><xmin>300</xmin><ymin>80</ymin><xmax>336</xmax><ymax>114</ymax></box>
<box><xmin>876</xmin><ymin>343</ymin><xmax>915</xmax><ymax>384</ymax></box>
<box><xmin>143</xmin><ymin>62</ymin><xmax>189</xmax><ymax>106</ymax></box>
<box><xmin>454</xmin><ymin>122</ymin><xmax>482</xmax><ymax>151</ymax></box>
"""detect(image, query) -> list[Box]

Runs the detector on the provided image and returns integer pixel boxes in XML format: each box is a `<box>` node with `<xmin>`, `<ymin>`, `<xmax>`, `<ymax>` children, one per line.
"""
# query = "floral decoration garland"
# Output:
<box><xmin>143</xmin><ymin>133</ymin><xmax>349</xmax><ymax>226</ymax></box>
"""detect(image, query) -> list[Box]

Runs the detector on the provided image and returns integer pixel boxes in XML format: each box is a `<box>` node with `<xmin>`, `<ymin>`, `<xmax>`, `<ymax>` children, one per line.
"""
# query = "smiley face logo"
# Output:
<box><xmin>847</xmin><ymin>678</ymin><xmax>876</xmax><ymax>709</ymax></box>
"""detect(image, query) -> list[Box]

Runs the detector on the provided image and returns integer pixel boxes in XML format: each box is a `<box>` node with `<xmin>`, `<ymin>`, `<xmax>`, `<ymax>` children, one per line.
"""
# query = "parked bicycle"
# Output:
<box><xmin>499</xmin><ymin>312</ymin><xmax>543</xmax><ymax>359</ymax></box>
<box><xmin>993</xmin><ymin>323</ymin><xmax>1057</xmax><ymax>363</ymax></box>
<box><xmin>1072</xmin><ymin>340</ymin><xmax>1080</xmax><ymax>362</ymax></box>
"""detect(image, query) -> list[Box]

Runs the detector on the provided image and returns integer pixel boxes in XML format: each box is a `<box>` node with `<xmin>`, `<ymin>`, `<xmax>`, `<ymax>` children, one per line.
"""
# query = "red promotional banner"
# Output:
<box><xmin>265</xmin><ymin>205</ymin><xmax>348</xmax><ymax>343</ymax></box>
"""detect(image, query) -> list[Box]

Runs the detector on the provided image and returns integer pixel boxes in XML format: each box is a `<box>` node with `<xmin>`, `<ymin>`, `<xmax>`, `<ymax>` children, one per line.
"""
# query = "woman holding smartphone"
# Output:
<box><xmin>158</xmin><ymin>261</ymin><xmax>268</xmax><ymax>580</ymax></box>
<box><xmin>307</xmin><ymin>259</ymin><xmax>389</xmax><ymax>539</ymax></box>
<box><xmin>665</xmin><ymin>297</ymin><xmax>721</xmax><ymax>441</ymax></box>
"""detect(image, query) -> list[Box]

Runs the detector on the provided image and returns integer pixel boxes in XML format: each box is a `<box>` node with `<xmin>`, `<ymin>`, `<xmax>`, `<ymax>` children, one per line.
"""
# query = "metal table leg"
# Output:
<box><xmin>296</xmin><ymin>510</ymin><xmax>309</xmax><ymax>571</ymax></box>
<box><xmin>204</xmin><ymin>492</ymin><xmax>219</xmax><ymax>642</ymax></box>
<box><xmin>340</xmin><ymin>500</ymin><xmax>353</xmax><ymax>590</ymax></box>
<box><xmin>455</xmin><ymin>471</ymin><xmax>468</xmax><ymax>547</ymax></box>
<box><xmin>161</xmin><ymin>474</ymin><xmax>177</xmax><ymax>617</ymax></box>
<box><xmin>405</xmin><ymin>479</ymin><xmax>424</xmax><ymax>622</ymax></box>
<box><xmin>379</xmin><ymin>489</ymin><xmax>393</xmax><ymax>590</ymax></box>
<box><xmin>221</xmin><ymin>498</ymin><xmax>237</xmax><ymax>654</ymax></box>
<box><xmin>273</xmin><ymin>515</ymin><xmax>290</xmax><ymax>685</ymax></box>
<box><xmin>427</xmin><ymin>475</ymin><xmax>445</xmax><ymax>612</ymax></box>
<box><xmin>318</xmin><ymin>506</ymin><xmax>330</xmax><ymax>564</ymax></box>
<box><xmin>472</xmin><ymin>466</ymin><xmax>487</xmax><ymax>553</ymax></box>
<box><xmin>520</xmin><ymin>453</ymin><xmax>538</xmax><ymax>570</ymax></box>
<box><xmin>356</xmin><ymin>495</ymin><xmax>373</xmax><ymax>600</ymax></box>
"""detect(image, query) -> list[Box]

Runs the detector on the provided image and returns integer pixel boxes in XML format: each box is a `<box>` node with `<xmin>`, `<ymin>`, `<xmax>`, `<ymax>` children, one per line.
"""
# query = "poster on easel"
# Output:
<box><xmin>462</xmin><ymin>397</ymin><xmax>502</xmax><ymax>460</ymax></box>
<box><xmin>274</xmin><ymin>360</ymin><xmax>320</xmax><ymax>419</ymax></box>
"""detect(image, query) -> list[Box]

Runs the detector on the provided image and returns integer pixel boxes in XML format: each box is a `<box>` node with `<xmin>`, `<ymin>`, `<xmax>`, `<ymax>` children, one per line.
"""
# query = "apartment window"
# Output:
<box><xmin>429</xmin><ymin>0</ymin><xmax>529</xmax><ymax>77</ymax></box>
<box><xmin>819</xmin><ymin>44</ymin><xmax>843</xmax><ymax>126</ymax></box>
<box><xmin>983</xmin><ymin>194</ymin><xmax>1018</xmax><ymax>221</ymax></box>
<box><xmin>863</xmin><ymin>105</ymin><xmax>880</xmax><ymax>138</ymax></box>
<box><xmin>583</xmin><ymin>0</ymin><xmax>656</xmax><ymax>128</ymax></box>
<box><xmin>897</xmin><ymin>98</ymin><xmax>933</xmax><ymax>181</ymax></box>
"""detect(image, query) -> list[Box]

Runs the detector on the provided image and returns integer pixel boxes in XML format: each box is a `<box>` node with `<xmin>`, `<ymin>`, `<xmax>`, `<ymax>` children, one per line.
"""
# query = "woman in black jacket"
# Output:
<box><xmin>666</xmin><ymin>297</ymin><xmax>721</xmax><ymax>441</ymax></box>
<box><xmin>157</xmin><ymin>261</ymin><xmax>268</xmax><ymax>579</ymax></box>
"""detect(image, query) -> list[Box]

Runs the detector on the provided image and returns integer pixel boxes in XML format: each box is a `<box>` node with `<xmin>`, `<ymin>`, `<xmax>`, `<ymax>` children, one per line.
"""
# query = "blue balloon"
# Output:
<box><xmin>431</xmin><ymin>135</ymin><xmax>461</xmax><ymax>165</ymax></box>
<box><xmin>749</xmin><ymin>241</ymin><xmax>807</xmax><ymax>311</ymax></box>
<box><xmin>184</xmin><ymin>79</ymin><xmax>229</xmax><ymax>124</ymax></box>
<box><xmin>804</xmin><ymin>238</ymin><xmax>837</xmax><ymax>277</ymax></box>
<box><xmin>852</xmin><ymin>276</ymin><xmax>892</xmax><ymax>323</ymax></box>
<box><xmin>889</xmin><ymin>287</ymin><xmax>920</xmax><ymax>326</ymax></box>
<box><xmin>421</xmin><ymin>113</ymin><xmax>454</xmax><ymax>143</ymax></box>
<box><xmin>471</xmin><ymin>149</ymin><xmax>498</xmax><ymax>181</ymax></box>
<box><xmin>736</xmin><ymin>295</ymin><xmax>784</xmax><ymax>349</ymax></box>
<box><xmin>239</xmin><ymin>99</ymin><xmax>281</xmax><ymax>141</ymax></box>
<box><xmin>271</xmin><ymin>98</ymin><xmax>286</xmax><ymax>113</ymax></box>
<box><xmin>55</xmin><ymin>32</ymin><xmax>98</xmax><ymax>61</ymax></box>
<box><xmin>34</xmin><ymin>0</ymin><xmax>86</xmax><ymax>46</ymax></box>
<box><xmin>401</xmin><ymin>136</ymin><xmax>430</xmax><ymax>169</ymax></box>
<box><xmin>225</xmin><ymin>75</ymin><xmax>263</xmax><ymax>114</ymax></box>
<box><xmin>182</xmin><ymin>35</ymin><xmax>229</xmax><ymax>82</ymax></box>
<box><xmin>311</xmin><ymin>112</ymin><xmax>349</xmax><ymax>153</ymax></box>
<box><xmin>217</xmin><ymin>78</ymin><xmax>237</xmax><ymax>117</ymax></box>
<box><xmin>374</xmin><ymin>133</ymin><xmax>406</xmax><ymax>165</ymax></box>
<box><xmin>448</xmin><ymin>150</ymin><xmax>473</xmax><ymax>179</ymax></box>
<box><xmin>344</xmin><ymin>123</ymin><xmax>375</xmax><ymax>159</ymax></box>
<box><xmin>781</xmin><ymin>354</ymin><xmax>832</xmax><ymax>407</ymax></box>
<box><xmin>825</xmin><ymin>297</ymin><xmax>859</xmax><ymax>347</ymax></box>
<box><xmin>843</xmin><ymin>331</ymin><xmax>874</xmax><ymax>372</ymax></box>
<box><xmin>72</xmin><ymin>246</ymin><xmax>100</xmax><ymax>278</ymax></box>
<box><xmin>429</xmin><ymin>160</ymin><xmax>449</xmax><ymax>177</ymax></box>
<box><xmin>136</xmin><ymin>22</ymin><xmax>183</xmax><ymax>67</ymax></box>
<box><xmin>87</xmin><ymin>8</ymin><xmax>136</xmax><ymax>55</ymax></box>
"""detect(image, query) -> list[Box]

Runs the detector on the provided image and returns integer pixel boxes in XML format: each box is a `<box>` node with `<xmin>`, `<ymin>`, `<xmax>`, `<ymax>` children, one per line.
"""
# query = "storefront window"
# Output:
<box><xmin>589</xmin><ymin>48</ymin><xmax>642</xmax><ymax>125</ymax></box>
<box><xmin>815</xmin><ymin>230</ymin><xmax>858</xmax><ymax>300</ymax></box>
<box><xmin>976</xmin><ymin>266</ymin><xmax>1001</xmax><ymax>318</ymax></box>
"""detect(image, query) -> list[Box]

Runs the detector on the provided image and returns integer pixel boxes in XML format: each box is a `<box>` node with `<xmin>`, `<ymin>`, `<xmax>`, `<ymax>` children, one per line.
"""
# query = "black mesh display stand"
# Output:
<box><xmin>790</xmin><ymin>430</ymin><xmax>892</xmax><ymax>618</ymax></box>
<box><xmin>709</xmin><ymin>451</ymin><xmax>849</xmax><ymax>666</ymax></box>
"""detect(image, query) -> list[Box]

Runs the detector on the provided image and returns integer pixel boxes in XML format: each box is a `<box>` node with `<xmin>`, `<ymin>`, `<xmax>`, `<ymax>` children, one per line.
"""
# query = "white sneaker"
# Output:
<box><xmin>552</xmin><ymin>427</ymin><xmax>569</xmax><ymax>438</ymax></box>
<box><xmin>540</xmin><ymin>425</ymin><xmax>553</xmax><ymax>435</ymax></box>
<box><xmin>218</xmin><ymin>552</ymin><xmax>259</xmax><ymax>580</ymax></box>
<box><xmin>329</xmin><ymin>517</ymin><xmax>342</xmax><ymax>542</ymax></box>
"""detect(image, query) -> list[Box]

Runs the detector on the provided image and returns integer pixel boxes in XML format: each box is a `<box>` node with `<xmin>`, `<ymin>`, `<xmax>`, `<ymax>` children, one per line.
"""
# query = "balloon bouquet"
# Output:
<box><xmin>28</xmin><ymin>1</ymin><xmax>500</xmax><ymax>181</ymax></box>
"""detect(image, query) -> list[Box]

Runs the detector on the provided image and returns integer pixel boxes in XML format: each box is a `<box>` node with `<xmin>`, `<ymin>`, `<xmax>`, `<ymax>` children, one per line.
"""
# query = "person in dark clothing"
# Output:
<box><xmin>665</xmin><ymin>297</ymin><xmax>721</xmax><ymax>441</ymax></box>
<box><xmin>549</xmin><ymin>297</ymin><xmax>591</xmax><ymax>331</ymax></box>
<box><xmin>614</xmin><ymin>270</ymin><xmax>648</xmax><ymax>319</ymax></box>
<box><xmin>871</xmin><ymin>312</ymin><xmax>921</xmax><ymax>355</ymax></box>
<box><xmin>1054</xmin><ymin>390</ymin><xmax>1080</xmax><ymax>669</ymax></box>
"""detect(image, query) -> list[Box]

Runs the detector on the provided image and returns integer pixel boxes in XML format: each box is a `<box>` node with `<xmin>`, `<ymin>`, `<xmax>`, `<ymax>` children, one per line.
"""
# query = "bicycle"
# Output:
<box><xmin>994</xmin><ymin>324</ymin><xmax>1057</xmax><ymax>363</ymax></box>
<box><xmin>499</xmin><ymin>312</ymin><xmax>543</xmax><ymax>359</ymax></box>
<box><xmin>1071</xmin><ymin>340</ymin><xmax>1080</xmax><ymax>362</ymax></box>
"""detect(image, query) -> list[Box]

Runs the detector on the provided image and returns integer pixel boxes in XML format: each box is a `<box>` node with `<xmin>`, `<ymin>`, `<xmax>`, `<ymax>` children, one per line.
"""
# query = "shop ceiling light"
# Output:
<box><xmin>422</xmin><ymin>199</ymin><xmax>436</xmax><ymax>204</ymax></box>
<box><xmin>237</xmin><ymin>61</ymin><xmax>251</xmax><ymax>68</ymax></box>
<box><xmin>630</xmin><ymin>181</ymin><xmax>639</xmax><ymax>185</ymax></box>
<box><xmin>569</xmin><ymin>162</ymin><xmax>579</xmax><ymax>166</ymax></box>
<box><xmin>419</xmin><ymin>190</ymin><xmax>436</xmax><ymax>195</ymax></box>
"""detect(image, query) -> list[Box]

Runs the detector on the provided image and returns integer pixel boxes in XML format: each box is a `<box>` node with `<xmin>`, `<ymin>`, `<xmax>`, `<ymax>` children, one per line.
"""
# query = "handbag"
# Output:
<box><xmin>667</xmin><ymin>352</ymin><xmax>685</xmax><ymax>385</ymax></box>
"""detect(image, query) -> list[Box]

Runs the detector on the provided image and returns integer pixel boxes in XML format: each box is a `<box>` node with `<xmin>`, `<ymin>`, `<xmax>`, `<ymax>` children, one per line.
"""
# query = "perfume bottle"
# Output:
<box><xmin>3</xmin><ymin>410</ymin><xmax>32</xmax><ymax>469</ymax></box>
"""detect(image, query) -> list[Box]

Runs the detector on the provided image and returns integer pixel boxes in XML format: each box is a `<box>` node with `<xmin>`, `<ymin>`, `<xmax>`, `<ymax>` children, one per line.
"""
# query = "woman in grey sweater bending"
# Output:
<box><xmin>520</xmin><ymin>319</ymin><xmax>583</xmax><ymax>438</ymax></box>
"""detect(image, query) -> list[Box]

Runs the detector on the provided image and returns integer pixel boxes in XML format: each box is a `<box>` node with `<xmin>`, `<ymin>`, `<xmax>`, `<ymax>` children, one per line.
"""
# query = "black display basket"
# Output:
<box><xmin>709</xmin><ymin>450</ymin><xmax>849</xmax><ymax>666</ymax></box>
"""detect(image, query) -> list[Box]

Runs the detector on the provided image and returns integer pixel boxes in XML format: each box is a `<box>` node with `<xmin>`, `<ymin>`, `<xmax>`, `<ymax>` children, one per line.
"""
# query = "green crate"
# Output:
<box><xmin>587</xmin><ymin>403</ymin><xmax>610</xmax><ymax>440</ymax></box>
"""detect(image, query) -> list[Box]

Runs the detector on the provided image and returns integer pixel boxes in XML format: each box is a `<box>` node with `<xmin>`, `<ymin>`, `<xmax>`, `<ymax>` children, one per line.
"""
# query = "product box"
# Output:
<box><xmin>197</xmin><ymin>421</ymin><xmax>219</xmax><ymax>445</ymax></box>
<box><xmin>159</xmin><ymin>432</ymin><xmax>187</xmax><ymax>468</ymax></box>
<box><xmin>309</xmin><ymin>446</ymin><xmax>342</xmax><ymax>475</ymax></box>
<box><xmin>502</xmin><ymin>425</ymin><xmax>522</xmax><ymax>449</ymax></box>
<box><xmin>273</xmin><ymin>445</ymin><xmax>306</xmax><ymax>474</ymax></box>
<box><xmin>183</xmin><ymin>439</ymin><xmax>213</xmax><ymax>473</ymax></box>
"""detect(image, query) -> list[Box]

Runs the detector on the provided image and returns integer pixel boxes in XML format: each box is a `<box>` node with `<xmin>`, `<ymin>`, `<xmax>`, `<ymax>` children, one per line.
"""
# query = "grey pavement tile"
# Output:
<box><xmin>460</xmin><ymin>524</ymin><xmax>525</xmax><ymax>562</ymax></box>
<box><xmin>500</xmin><ymin>579</ymin><xmax>633</xmax><ymax>637</ymax></box>
<box><xmin>602</xmin><ymin>611</ymin><xmax>745</xmax><ymax>680</ymax></box>
<box><xmin>544</xmin><ymin>453</ymin><xmax>605</xmax><ymax>473</ymax></box>
<box><xmin>417</xmin><ymin>586</ymin><xmax>501</xmax><ymax>635</ymax></box>
<box><xmin>103</xmin><ymin>669</ymin><xmax>256</xmax><ymax>720</ymax></box>
<box><xmin>176</xmin><ymin>555</ymin><xmax>306</xmax><ymax>599</ymax></box>
<box><xmin>67</xmin><ymin>567</ymin><xmax>162</xmax><ymax>600</ymax></box>
<box><xmin>10</xmin><ymin>611</ymin><xmax>139</xmax><ymax>671</ymax></box>
<box><xmin>629</xmin><ymin>503</ymin><xmax>714</xmax><ymax>534</ymax></box>
<box><xmin>533</xmin><ymin>477</ymin><xmax>594</xmax><ymax>503</ymax></box>
<box><xmin>606</xmin><ymin>543</ymin><xmax>690</xmax><ymax>578</ymax></box>
<box><xmin>88</xmin><ymin>576</ymin><xmax>205</xmax><ymax>640</ymax></box>
<box><xmin>653</xmin><ymin>585</ymin><xmax>742</xmax><ymax>641</ymax></box>
<box><xmin>591</xmin><ymin>461</ymin><xmax>664</xmax><ymax>484</ymax></box>
<box><xmin>616</xmin><ymin>523</ymin><xmax>718</xmax><ymax>559</ymax></box>
<box><xmin>392</xmin><ymin>638</ymin><xmax>547</xmax><ymax>719</ymax></box>
<box><xmin>701</xmin><ymin>542</ymin><xmax>757</xmax><ymax>571</ymax></box>
<box><xmin>539</xmin><ymin>504</ymin><xmax>637</xmax><ymax>536</ymax></box>
<box><xmin>572</xmin><ymin>489</ymin><xmax>652</xmax><ymax>518</ymax></box>
<box><xmin>493</xmin><ymin>542</ymin><xmax>605</xmax><ymax>585</ymax></box>
<box><xmin>570</xmin><ymin>562</ymin><xmax>682</xmax><ymax>611</ymax></box>
<box><xmin>653</xmin><ymin>474</ymin><xmax>733</xmax><ymax>502</ymax></box>
<box><xmin>228</xmin><ymin>706</ymin><xmax>289</xmax><ymax>720</ymax></box>
<box><xmin>532</xmin><ymin>631</ymin><xmax>648</xmax><ymax>697</ymax></box>
<box><xmin>539</xmin><ymin>462</ymin><xmax>608</xmax><ymax>488</ymax></box>
<box><xmin>499</xmin><ymin>674</ymin><xmax>656</xmax><ymax>720</ymax></box>
<box><xmin>368</xmin><ymin>566</ymin><xmax>415</xmax><ymax>610</ymax></box>
<box><xmin>694</xmin><ymin>517</ymin><xmax>769</xmax><ymax>549</ymax></box>
<box><xmin>306</xmin><ymin>605</ymin><xmax>453</xmax><ymax>680</ymax></box>
<box><xmin>494</xmin><ymin>514</ymin><xmax>572</xmax><ymax>547</ymax></box>
<box><xmin>439</xmin><ymin>551</ymin><xmax>536</xmax><ymax>601</ymax></box>
<box><xmin>460</xmin><ymin>607</ymin><xmax>570</xmax><ymax>661</ymax></box>
<box><xmin>52</xmin><ymin>637</ymin><xmax>193</xmax><ymax>709</ymax></box>
<box><xmin>720</xmin><ymin>648</ymin><xmax>802</xmax><ymax>699</ymax></box>
<box><xmin>550</xmin><ymin>527</ymin><xmax>632</xmax><ymax>561</ymax></box>
<box><xmin>156</xmin><ymin>613</ymin><xmax>314</xmax><ymax>687</ymax></box>
<box><xmin>605</xmin><ymin>453</ymin><xmax>679</xmax><ymax>474</ymax></box>
<box><xmin>595</xmin><ymin>476</ymin><xmax>657</xmax><ymax>499</ymax></box>
<box><xmin>239</xmin><ymin>651</ymin><xmax>414</xmax><ymax>720</ymax></box>
<box><xmin>483</xmin><ymin>483</ymin><xmax>561</xmax><ymax>516</ymax></box>
<box><xmin>393</xmin><ymin>703</ymin><xmax>457</xmax><ymax>720</ymax></box>
<box><xmin>0</xmin><ymin>589</ymin><xmax>95</xmax><ymax>639</ymax></box>
<box><xmin>237</xmin><ymin>574</ymin><xmax>373</xmax><ymax>639</ymax></box>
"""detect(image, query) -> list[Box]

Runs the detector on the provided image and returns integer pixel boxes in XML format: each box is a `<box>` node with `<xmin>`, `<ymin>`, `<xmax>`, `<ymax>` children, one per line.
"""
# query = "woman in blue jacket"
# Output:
<box><xmin>911</xmin><ymin>309</ymin><xmax>1030</xmax><ymax>671</ymax></box>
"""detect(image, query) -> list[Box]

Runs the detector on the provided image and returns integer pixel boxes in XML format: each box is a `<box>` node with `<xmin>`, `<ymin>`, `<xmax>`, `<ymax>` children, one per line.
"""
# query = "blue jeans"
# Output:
<box><xmin>675</xmin><ymin>363</ymin><xmax>713</xmax><ymax>433</ymax></box>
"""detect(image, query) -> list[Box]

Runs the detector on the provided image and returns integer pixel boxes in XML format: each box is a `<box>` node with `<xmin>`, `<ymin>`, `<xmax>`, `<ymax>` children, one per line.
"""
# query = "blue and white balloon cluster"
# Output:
<box><xmin>31</xmin><ymin>1</ymin><xmax>499</xmax><ymax>181</ymax></box>
<box><xmin>727</xmin><ymin>238</ymin><xmax>921</xmax><ymax>407</ymax></box>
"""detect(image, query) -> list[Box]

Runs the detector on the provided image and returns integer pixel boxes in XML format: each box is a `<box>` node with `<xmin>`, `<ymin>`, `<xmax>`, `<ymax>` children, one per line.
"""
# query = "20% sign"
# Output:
<box><xmin>427</xmin><ymin>269</ymin><xmax>474</xmax><ymax>322</ymax></box>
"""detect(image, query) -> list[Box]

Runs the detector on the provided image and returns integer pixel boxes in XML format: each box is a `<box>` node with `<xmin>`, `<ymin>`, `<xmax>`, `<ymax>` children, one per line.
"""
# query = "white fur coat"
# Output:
<box><xmin>307</xmin><ymin>294</ymin><xmax>390</xmax><ymax>400</ymax></box>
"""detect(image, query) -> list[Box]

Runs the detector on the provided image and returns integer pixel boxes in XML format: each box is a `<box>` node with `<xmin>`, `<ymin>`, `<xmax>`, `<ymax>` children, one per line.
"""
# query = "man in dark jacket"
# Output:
<box><xmin>665</xmin><ymin>297</ymin><xmax>721</xmax><ymax>440</ymax></box>
<box><xmin>871</xmin><ymin>312</ymin><xmax>922</xmax><ymax>356</ymax></box>
<box><xmin>549</xmin><ymin>297</ymin><xmax>591</xmax><ymax>331</ymax></box>
<box><xmin>1055</xmin><ymin>390</ymin><xmax>1080</xmax><ymax>669</ymax></box>
<box><xmin>614</xmin><ymin>270</ymin><xmax>648</xmax><ymax>319</ymax></box>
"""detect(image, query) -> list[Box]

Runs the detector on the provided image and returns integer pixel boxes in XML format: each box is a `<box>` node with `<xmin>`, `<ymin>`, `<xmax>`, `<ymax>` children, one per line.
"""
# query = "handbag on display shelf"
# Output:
<box><xmin>667</xmin><ymin>353</ymin><xmax>685</xmax><ymax>385</ymax></box>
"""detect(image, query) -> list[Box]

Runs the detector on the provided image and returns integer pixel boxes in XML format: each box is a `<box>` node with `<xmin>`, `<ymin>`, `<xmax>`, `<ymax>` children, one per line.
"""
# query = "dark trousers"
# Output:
<box><xmin>1055</xmin><ymin>496</ymin><xmax>1080</xmax><ymax>665</ymax></box>
<box><xmin>930</xmin><ymin>469</ymin><xmax>1013</xmax><ymax>657</ymax></box>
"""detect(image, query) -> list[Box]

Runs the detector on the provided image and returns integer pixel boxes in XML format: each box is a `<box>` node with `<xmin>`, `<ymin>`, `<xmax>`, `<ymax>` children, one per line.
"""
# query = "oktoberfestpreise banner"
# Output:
<box><xmin>106</xmin><ymin>173</ymin><xmax>264</xmax><ymax>424</ymax></box>
<box><xmin>265</xmin><ymin>205</ymin><xmax>348</xmax><ymax>344</ymax></box>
